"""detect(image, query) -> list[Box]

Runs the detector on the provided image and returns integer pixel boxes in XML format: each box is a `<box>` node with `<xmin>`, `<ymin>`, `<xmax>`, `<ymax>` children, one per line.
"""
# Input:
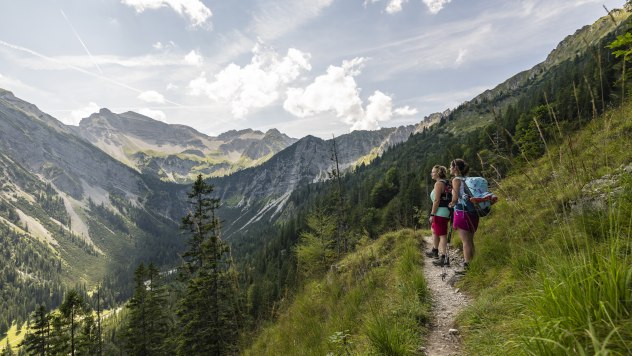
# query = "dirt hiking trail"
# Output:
<box><xmin>420</xmin><ymin>235</ymin><xmax>470</xmax><ymax>356</ymax></box>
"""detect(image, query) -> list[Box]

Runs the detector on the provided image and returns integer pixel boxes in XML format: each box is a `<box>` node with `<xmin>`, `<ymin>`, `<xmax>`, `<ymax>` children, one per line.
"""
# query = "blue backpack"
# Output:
<box><xmin>461</xmin><ymin>177</ymin><xmax>497</xmax><ymax>217</ymax></box>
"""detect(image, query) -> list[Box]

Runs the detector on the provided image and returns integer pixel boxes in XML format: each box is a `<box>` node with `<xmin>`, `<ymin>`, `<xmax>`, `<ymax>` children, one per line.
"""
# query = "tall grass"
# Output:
<box><xmin>456</xmin><ymin>101</ymin><xmax>632</xmax><ymax>354</ymax></box>
<box><xmin>244</xmin><ymin>229</ymin><xmax>431</xmax><ymax>355</ymax></box>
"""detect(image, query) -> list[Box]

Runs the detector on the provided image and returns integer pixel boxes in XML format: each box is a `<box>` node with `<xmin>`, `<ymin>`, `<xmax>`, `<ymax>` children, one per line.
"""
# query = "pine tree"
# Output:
<box><xmin>59</xmin><ymin>290</ymin><xmax>87</xmax><ymax>356</ymax></box>
<box><xmin>123</xmin><ymin>262</ymin><xmax>170</xmax><ymax>355</ymax></box>
<box><xmin>176</xmin><ymin>175</ymin><xmax>240</xmax><ymax>355</ymax></box>
<box><xmin>294</xmin><ymin>207</ymin><xmax>337</xmax><ymax>278</ymax></box>
<box><xmin>123</xmin><ymin>263</ymin><xmax>150</xmax><ymax>355</ymax></box>
<box><xmin>21</xmin><ymin>305</ymin><xmax>49</xmax><ymax>356</ymax></box>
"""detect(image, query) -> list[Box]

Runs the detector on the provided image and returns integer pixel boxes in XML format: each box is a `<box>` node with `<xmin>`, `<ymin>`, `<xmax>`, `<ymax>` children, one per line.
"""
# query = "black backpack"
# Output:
<box><xmin>437</xmin><ymin>179</ymin><xmax>452</xmax><ymax>208</ymax></box>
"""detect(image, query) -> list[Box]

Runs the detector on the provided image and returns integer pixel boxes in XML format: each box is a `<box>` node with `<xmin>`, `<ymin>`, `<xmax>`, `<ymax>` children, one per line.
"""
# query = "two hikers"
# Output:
<box><xmin>426</xmin><ymin>158</ymin><xmax>480</xmax><ymax>272</ymax></box>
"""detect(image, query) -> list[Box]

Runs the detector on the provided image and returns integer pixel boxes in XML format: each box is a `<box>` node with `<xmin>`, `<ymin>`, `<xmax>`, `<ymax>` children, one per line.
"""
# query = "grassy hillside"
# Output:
<box><xmin>244</xmin><ymin>229</ymin><xmax>431</xmax><ymax>355</ymax></box>
<box><xmin>242</xmin><ymin>100</ymin><xmax>631</xmax><ymax>356</ymax></box>
<box><xmin>454</xmin><ymin>102</ymin><xmax>632</xmax><ymax>354</ymax></box>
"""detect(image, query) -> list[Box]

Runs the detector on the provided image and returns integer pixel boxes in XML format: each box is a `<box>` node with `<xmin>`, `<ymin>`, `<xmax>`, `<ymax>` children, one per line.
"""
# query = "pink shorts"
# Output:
<box><xmin>431</xmin><ymin>215</ymin><xmax>450</xmax><ymax>236</ymax></box>
<box><xmin>453</xmin><ymin>209</ymin><xmax>479</xmax><ymax>233</ymax></box>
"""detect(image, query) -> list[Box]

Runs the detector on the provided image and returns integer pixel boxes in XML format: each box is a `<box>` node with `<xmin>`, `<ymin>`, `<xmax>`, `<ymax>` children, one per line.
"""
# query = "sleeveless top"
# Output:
<box><xmin>454</xmin><ymin>176</ymin><xmax>468</xmax><ymax>210</ymax></box>
<box><xmin>430</xmin><ymin>181</ymin><xmax>451</xmax><ymax>218</ymax></box>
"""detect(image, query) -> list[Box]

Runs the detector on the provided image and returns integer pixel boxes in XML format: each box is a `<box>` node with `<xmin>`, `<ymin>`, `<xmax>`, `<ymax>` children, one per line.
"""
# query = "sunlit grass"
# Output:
<box><xmin>243</xmin><ymin>229</ymin><xmax>430</xmax><ymax>355</ymax></box>
<box><xmin>456</xmin><ymin>102</ymin><xmax>632</xmax><ymax>354</ymax></box>
<box><xmin>0</xmin><ymin>322</ymin><xmax>27</xmax><ymax>353</ymax></box>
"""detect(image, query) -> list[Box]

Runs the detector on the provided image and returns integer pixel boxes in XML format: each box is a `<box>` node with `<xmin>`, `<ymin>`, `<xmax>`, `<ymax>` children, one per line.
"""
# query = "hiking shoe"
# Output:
<box><xmin>432</xmin><ymin>255</ymin><xmax>448</xmax><ymax>267</ymax></box>
<box><xmin>455</xmin><ymin>262</ymin><xmax>469</xmax><ymax>274</ymax></box>
<box><xmin>425</xmin><ymin>248</ymin><xmax>439</xmax><ymax>259</ymax></box>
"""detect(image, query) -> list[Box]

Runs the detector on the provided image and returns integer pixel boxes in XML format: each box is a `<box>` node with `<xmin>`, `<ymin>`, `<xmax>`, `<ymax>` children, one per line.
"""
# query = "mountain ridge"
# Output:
<box><xmin>74</xmin><ymin>109</ymin><xmax>298</xmax><ymax>183</ymax></box>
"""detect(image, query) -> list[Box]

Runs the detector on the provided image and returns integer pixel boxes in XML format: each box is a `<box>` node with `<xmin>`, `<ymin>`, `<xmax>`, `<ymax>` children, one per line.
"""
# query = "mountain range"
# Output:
<box><xmin>73</xmin><ymin>109</ymin><xmax>298</xmax><ymax>183</ymax></box>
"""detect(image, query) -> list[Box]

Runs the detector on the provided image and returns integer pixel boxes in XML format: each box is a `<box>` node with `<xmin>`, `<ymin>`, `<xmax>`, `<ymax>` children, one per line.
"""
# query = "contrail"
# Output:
<box><xmin>60</xmin><ymin>9</ymin><xmax>103</xmax><ymax>75</ymax></box>
<box><xmin>0</xmin><ymin>40</ymin><xmax>182</xmax><ymax>107</ymax></box>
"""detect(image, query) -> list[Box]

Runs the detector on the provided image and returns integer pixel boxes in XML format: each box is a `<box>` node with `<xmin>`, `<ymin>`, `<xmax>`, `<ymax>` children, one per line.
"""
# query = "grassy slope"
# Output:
<box><xmin>243</xmin><ymin>102</ymin><xmax>632</xmax><ymax>355</ymax></box>
<box><xmin>455</xmin><ymin>103</ymin><xmax>632</xmax><ymax>354</ymax></box>
<box><xmin>244</xmin><ymin>229</ymin><xmax>431</xmax><ymax>355</ymax></box>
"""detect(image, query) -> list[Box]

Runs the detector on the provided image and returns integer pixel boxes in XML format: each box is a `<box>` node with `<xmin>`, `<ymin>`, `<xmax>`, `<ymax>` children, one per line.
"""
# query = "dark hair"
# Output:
<box><xmin>432</xmin><ymin>165</ymin><xmax>448</xmax><ymax>179</ymax></box>
<box><xmin>451</xmin><ymin>158</ymin><xmax>469</xmax><ymax>175</ymax></box>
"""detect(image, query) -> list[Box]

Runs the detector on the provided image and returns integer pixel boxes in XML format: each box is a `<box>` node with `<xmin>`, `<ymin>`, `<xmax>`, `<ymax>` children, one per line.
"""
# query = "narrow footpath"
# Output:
<box><xmin>421</xmin><ymin>235</ymin><xmax>470</xmax><ymax>356</ymax></box>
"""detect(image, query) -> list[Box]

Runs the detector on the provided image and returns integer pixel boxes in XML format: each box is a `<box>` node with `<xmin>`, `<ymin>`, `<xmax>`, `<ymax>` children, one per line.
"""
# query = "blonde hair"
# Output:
<box><xmin>432</xmin><ymin>165</ymin><xmax>448</xmax><ymax>179</ymax></box>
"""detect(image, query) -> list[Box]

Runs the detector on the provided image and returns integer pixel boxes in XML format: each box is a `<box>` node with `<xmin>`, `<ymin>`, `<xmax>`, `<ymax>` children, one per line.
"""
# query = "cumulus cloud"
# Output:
<box><xmin>283</xmin><ymin>58</ymin><xmax>396</xmax><ymax>131</ymax></box>
<box><xmin>121</xmin><ymin>0</ymin><xmax>212</xmax><ymax>28</ymax></box>
<box><xmin>423</xmin><ymin>0</ymin><xmax>452</xmax><ymax>14</ymax></box>
<box><xmin>184</xmin><ymin>50</ymin><xmax>203</xmax><ymax>65</ymax></box>
<box><xmin>386</xmin><ymin>0</ymin><xmax>408</xmax><ymax>14</ymax></box>
<box><xmin>394</xmin><ymin>105</ymin><xmax>418</xmax><ymax>116</ymax></box>
<box><xmin>70</xmin><ymin>102</ymin><xmax>101</xmax><ymax>125</ymax></box>
<box><xmin>188</xmin><ymin>44</ymin><xmax>311</xmax><ymax>118</ymax></box>
<box><xmin>138</xmin><ymin>108</ymin><xmax>167</xmax><ymax>121</ymax></box>
<box><xmin>138</xmin><ymin>90</ymin><xmax>166</xmax><ymax>103</ymax></box>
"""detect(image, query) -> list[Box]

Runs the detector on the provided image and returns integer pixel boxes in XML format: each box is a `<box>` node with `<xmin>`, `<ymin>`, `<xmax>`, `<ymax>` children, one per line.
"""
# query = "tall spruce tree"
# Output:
<box><xmin>59</xmin><ymin>290</ymin><xmax>87</xmax><ymax>356</ymax></box>
<box><xmin>21</xmin><ymin>305</ymin><xmax>49</xmax><ymax>355</ymax></box>
<box><xmin>176</xmin><ymin>175</ymin><xmax>240</xmax><ymax>355</ymax></box>
<box><xmin>123</xmin><ymin>262</ymin><xmax>170</xmax><ymax>355</ymax></box>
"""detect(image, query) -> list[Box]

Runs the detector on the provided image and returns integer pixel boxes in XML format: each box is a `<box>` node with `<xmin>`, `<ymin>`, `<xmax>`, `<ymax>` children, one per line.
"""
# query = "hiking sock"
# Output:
<box><xmin>425</xmin><ymin>248</ymin><xmax>439</xmax><ymax>258</ymax></box>
<box><xmin>432</xmin><ymin>255</ymin><xmax>446</xmax><ymax>267</ymax></box>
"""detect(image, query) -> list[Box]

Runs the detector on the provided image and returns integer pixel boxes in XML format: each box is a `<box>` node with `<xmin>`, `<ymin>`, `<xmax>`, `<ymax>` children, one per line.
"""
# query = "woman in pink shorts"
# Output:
<box><xmin>448</xmin><ymin>159</ymin><xmax>478</xmax><ymax>271</ymax></box>
<box><xmin>425</xmin><ymin>165</ymin><xmax>452</xmax><ymax>267</ymax></box>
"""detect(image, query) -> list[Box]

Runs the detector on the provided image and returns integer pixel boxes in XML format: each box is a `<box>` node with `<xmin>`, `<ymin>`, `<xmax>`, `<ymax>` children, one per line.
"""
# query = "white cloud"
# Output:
<box><xmin>70</xmin><ymin>102</ymin><xmax>101</xmax><ymax>125</ymax></box>
<box><xmin>137</xmin><ymin>108</ymin><xmax>167</xmax><ymax>121</ymax></box>
<box><xmin>166</xmin><ymin>83</ymin><xmax>179</xmax><ymax>90</ymax></box>
<box><xmin>184</xmin><ymin>50</ymin><xmax>203</xmax><ymax>65</ymax></box>
<box><xmin>283</xmin><ymin>58</ymin><xmax>395</xmax><ymax>131</ymax></box>
<box><xmin>455</xmin><ymin>48</ymin><xmax>467</xmax><ymax>65</ymax></box>
<box><xmin>121</xmin><ymin>0</ymin><xmax>212</xmax><ymax>28</ymax></box>
<box><xmin>358</xmin><ymin>91</ymin><xmax>393</xmax><ymax>130</ymax></box>
<box><xmin>394</xmin><ymin>105</ymin><xmax>418</xmax><ymax>116</ymax></box>
<box><xmin>138</xmin><ymin>90</ymin><xmax>166</xmax><ymax>103</ymax></box>
<box><xmin>423</xmin><ymin>0</ymin><xmax>452</xmax><ymax>14</ymax></box>
<box><xmin>188</xmin><ymin>44</ymin><xmax>312</xmax><ymax>118</ymax></box>
<box><xmin>386</xmin><ymin>0</ymin><xmax>407</xmax><ymax>14</ymax></box>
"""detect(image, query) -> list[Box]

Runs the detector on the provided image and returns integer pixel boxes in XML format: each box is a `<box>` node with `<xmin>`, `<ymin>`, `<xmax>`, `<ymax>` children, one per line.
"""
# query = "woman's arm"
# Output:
<box><xmin>449</xmin><ymin>178</ymin><xmax>460</xmax><ymax>207</ymax></box>
<box><xmin>431</xmin><ymin>181</ymin><xmax>443</xmax><ymax>215</ymax></box>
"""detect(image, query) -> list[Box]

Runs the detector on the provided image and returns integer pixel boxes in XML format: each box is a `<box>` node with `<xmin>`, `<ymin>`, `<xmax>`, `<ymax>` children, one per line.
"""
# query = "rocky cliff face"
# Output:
<box><xmin>0</xmin><ymin>89</ymin><xmax>185</xmax><ymax>304</ymax></box>
<box><xmin>211</xmin><ymin>126</ymin><xmax>417</xmax><ymax>235</ymax></box>
<box><xmin>0</xmin><ymin>91</ymin><xmax>147</xmax><ymax>202</ymax></box>
<box><xmin>73</xmin><ymin>110</ymin><xmax>297</xmax><ymax>183</ymax></box>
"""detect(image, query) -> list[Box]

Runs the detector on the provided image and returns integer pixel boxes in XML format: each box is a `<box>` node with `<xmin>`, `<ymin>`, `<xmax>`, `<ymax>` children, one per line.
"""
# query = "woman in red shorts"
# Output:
<box><xmin>426</xmin><ymin>165</ymin><xmax>451</xmax><ymax>267</ymax></box>
<box><xmin>448</xmin><ymin>159</ymin><xmax>478</xmax><ymax>272</ymax></box>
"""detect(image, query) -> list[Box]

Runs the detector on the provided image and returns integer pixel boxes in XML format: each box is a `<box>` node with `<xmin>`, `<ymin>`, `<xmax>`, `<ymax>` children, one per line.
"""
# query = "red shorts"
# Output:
<box><xmin>453</xmin><ymin>209</ymin><xmax>479</xmax><ymax>233</ymax></box>
<box><xmin>431</xmin><ymin>215</ymin><xmax>450</xmax><ymax>236</ymax></box>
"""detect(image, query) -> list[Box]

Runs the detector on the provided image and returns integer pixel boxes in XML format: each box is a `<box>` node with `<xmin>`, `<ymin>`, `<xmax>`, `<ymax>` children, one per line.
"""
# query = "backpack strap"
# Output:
<box><xmin>461</xmin><ymin>177</ymin><xmax>474</xmax><ymax>199</ymax></box>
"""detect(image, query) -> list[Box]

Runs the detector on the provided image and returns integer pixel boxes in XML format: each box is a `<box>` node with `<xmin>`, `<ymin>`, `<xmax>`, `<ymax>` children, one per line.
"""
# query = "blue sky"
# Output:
<box><xmin>0</xmin><ymin>0</ymin><xmax>624</xmax><ymax>138</ymax></box>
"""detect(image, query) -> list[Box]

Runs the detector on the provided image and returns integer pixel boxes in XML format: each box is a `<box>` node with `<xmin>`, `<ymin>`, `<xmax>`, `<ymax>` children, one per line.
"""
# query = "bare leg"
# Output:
<box><xmin>431</xmin><ymin>232</ymin><xmax>440</xmax><ymax>250</ymax></box>
<box><xmin>458</xmin><ymin>229</ymin><xmax>475</xmax><ymax>263</ymax></box>
<box><xmin>438</xmin><ymin>234</ymin><xmax>448</xmax><ymax>255</ymax></box>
